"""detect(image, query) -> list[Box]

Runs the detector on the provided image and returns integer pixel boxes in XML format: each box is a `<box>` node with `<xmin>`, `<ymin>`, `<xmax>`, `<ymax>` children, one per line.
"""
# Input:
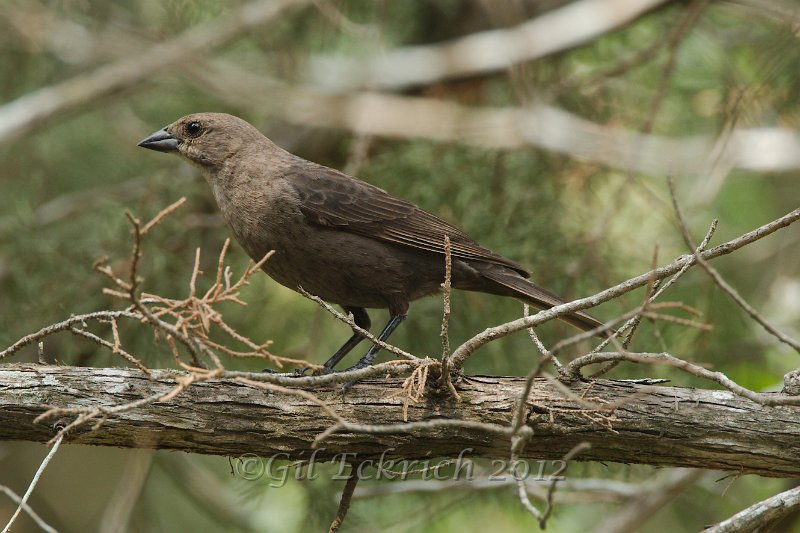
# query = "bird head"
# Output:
<box><xmin>137</xmin><ymin>112</ymin><xmax>264</xmax><ymax>170</ymax></box>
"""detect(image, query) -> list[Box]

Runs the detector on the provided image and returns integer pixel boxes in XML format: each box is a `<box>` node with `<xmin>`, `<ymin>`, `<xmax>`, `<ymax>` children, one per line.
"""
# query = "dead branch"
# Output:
<box><xmin>563</xmin><ymin>351</ymin><xmax>800</xmax><ymax>406</ymax></box>
<box><xmin>0</xmin><ymin>485</ymin><xmax>57</xmax><ymax>533</ymax></box>
<box><xmin>705</xmin><ymin>485</ymin><xmax>800</xmax><ymax>533</ymax></box>
<box><xmin>2</xmin><ymin>365</ymin><xmax>800</xmax><ymax>478</ymax></box>
<box><xmin>1</xmin><ymin>434</ymin><xmax>62</xmax><ymax>533</ymax></box>
<box><xmin>449</xmin><ymin>206</ymin><xmax>800</xmax><ymax>370</ymax></box>
<box><xmin>329</xmin><ymin>465</ymin><xmax>360</xmax><ymax>532</ymax></box>
<box><xmin>668</xmin><ymin>176</ymin><xmax>800</xmax><ymax>352</ymax></box>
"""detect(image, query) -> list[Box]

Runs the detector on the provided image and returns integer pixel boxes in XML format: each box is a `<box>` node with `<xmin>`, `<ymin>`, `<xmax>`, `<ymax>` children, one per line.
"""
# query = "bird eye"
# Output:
<box><xmin>186</xmin><ymin>121</ymin><xmax>203</xmax><ymax>137</ymax></box>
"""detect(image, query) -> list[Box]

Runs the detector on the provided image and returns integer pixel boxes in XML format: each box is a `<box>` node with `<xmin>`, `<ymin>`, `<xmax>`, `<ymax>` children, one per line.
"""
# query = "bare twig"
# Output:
<box><xmin>71</xmin><ymin>325</ymin><xmax>151</xmax><ymax>375</ymax></box>
<box><xmin>539</xmin><ymin>442</ymin><xmax>592</xmax><ymax>528</ymax></box>
<box><xmin>450</xmin><ymin>207</ymin><xmax>800</xmax><ymax>370</ymax></box>
<box><xmin>507</xmin><ymin>354</ymin><xmax>582</xmax><ymax>527</ymax></box>
<box><xmin>587</xmin><ymin>220</ymin><xmax>717</xmax><ymax>379</ymax></box>
<box><xmin>235</xmin><ymin>377</ymin><xmax>343</xmax><ymax>422</ymax></box>
<box><xmin>329</xmin><ymin>464</ymin><xmax>361</xmax><ymax>532</ymax></box>
<box><xmin>704</xmin><ymin>485</ymin><xmax>800</xmax><ymax>533</ymax></box>
<box><xmin>515</xmin><ymin>473</ymin><xmax>545</xmax><ymax>524</ymax></box>
<box><xmin>440</xmin><ymin>235</ymin><xmax>452</xmax><ymax>362</ymax></box>
<box><xmin>0</xmin><ymin>485</ymin><xmax>58</xmax><ymax>533</ymax></box>
<box><xmin>95</xmin><ymin>204</ymin><xmax>312</xmax><ymax>370</ymax></box>
<box><xmin>1</xmin><ymin>435</ymin><xmax>63</xmax><ymax>533</ymax></box>
<box><xmin>224</xmin><ymin>360</ymin><xmax>416</xmax><ymax>387</ymax></box>
<box><xmin>668</xmin><ymin>177</ymin><xmax>800</xmax><ymax>352</ymax></box>
<box><xmin>564</xmin><ymin>351</ymin><xmax>800</xmax><ymax>406</ymax></box>
<box><xmin>299</xmin><ymin>288</ymin><xmax>419</xmax><ymax>362</ymax></box>
<box><xmin>438</xmin><ymin>235</ymin><xmax>460</xmax><ymax>400</ymax></box>
<box><xmin>523</xmin><ymin>304</ymin><xmax>557</xmax><ymax>364</ymax></box>
<box><xmin>141</xmin><ymin>197</ymin><xmax>186</xmax><ymax>235</ymax></box>
<box><xmin>0</xmin><ymin>309</ymin><xmax>141</xmax><ymax>360</ymax></box>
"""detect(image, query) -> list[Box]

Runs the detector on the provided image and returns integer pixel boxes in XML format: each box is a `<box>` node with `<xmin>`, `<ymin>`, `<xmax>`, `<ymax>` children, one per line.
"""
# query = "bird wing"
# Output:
<box><xmin>287</xmin><ymin>162</ymin><xmax>530</xmax><ymax>277</ymax></box>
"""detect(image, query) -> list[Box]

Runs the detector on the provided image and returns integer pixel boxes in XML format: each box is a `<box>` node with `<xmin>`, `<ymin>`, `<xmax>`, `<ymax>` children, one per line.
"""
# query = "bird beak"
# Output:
<box><xmin>137</xmin><ymin>127</ymin><xmax>181</xmax><ymax>153</ymax></box>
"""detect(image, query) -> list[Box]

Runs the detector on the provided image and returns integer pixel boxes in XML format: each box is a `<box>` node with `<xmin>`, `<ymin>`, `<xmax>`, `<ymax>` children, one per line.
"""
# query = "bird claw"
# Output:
<box><xmin>338</xmin><ymin>361</ymin><xmax>371</xmax><ymax>392</ymax></box>
<box><xmin>259</xmin><ymin>366</ymin><xmax>330</xmax><ymax>377</ymax></box>
<box><xmin>288</xmin><ymin>365</ymin><xmax>335</xmax><ymax>377</ymax></box>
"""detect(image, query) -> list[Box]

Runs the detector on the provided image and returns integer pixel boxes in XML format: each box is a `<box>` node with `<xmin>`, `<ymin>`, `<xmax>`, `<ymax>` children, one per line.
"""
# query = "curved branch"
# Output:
<box><xmin>705</xmin><ymin>485</ymin><xmax>800</xmax><ymax>533</ymax></box>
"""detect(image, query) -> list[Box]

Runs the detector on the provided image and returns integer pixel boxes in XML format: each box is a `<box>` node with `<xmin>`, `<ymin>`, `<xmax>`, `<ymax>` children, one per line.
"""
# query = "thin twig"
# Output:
<box><xmin>141</xmin><ymin>197</ymin><xmax>186</xmax><ymax>235</ymax></box>
<box><xmin>299</xmin><ymin>288</ymin><xmax>419</xmax><ymax>361</ymax></box>
<box><xmin>588</xmin><ymin>220</ymin><xmax>718</xmax><ymax>378</ymax></box>
<box><xmin>1</xmin><ymin>435</ymin><xmax>63</xmax><ymax>533</ymax></box>
<box><xmin>564</xmin><ymin>351</ymin><xmax>800</xmax><ymax>406</ymax></box>
<box><xmin>329</xmin><ymin>464</ymin><xmax>361</xmax><ymax>532</ymax></box>
<box><xmin>0</xmin><ymin>485</ymin><xmax>58</xmax><ymax>533</ymax></box>
<box><xmin>224</xmin><ymin>361</ymin><xmax>417</xmax><ymax>387</ymax></box>
<box><xmin>538</xmin><ymin>442</ymin><xmax>592</xmax><ymax>528</ymax></box>
<box><xmin>438</xmin><ymin>235</ymin><xmax>460</xmax><ymax>400</ymax></box>
<box><xmin>70</xmin><ymin>326</ymin><xmax>151</xmax><ymax>376</ymax></box>
<box><xmin>450</xmin><ymin>207</ymin><xmax>800</xmax><ymax>370</ymax></box>
<box><xmin>0</xmin><ymin>310</ymin><xmax>142</xmax><ymax>359</ymax></box>
<box><xmin>523</xmin><ymin>304</ymin><xmax>559</xmax><ymax>366</ymax></box>
<box><xmin>704</xmin><ymin>485</ymin><xmax>800</xmax><ymax>533</ymax></box>
<box><xmin>668</xmin><ymin>176</ymin><xmax>799</xmax><ymax>352</ymax></box>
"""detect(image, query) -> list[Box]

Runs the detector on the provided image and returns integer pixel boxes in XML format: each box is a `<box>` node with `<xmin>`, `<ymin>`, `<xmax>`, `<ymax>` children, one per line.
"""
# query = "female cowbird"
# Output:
<box><xmin>138</xmin><ymin>113</ymin><xmax>605</xmax><ymax>371</ymax></box>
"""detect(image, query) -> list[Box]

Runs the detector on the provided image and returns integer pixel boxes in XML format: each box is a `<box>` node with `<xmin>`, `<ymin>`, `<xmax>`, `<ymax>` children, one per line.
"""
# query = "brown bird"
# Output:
<box><xmin>138</xmin><ymin>113</ymin><xmax>605</xmax><ymax>371</ymax></box>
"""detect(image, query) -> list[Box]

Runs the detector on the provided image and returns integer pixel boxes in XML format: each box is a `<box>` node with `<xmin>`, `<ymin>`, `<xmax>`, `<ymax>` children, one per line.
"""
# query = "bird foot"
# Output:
<box><xmin>288</xmin><ymin>365</ymin><xmax>336</xmax><ymax>377</ymax></box>
<box><xmin>338</xmin><ymin>360</ymin><xmax>374</xmax><ymax>392</ymax></box>
<box><xmin>259</xmin><ymin>366</ymin><xmax>332</xmax><ymax>376</ymax></box>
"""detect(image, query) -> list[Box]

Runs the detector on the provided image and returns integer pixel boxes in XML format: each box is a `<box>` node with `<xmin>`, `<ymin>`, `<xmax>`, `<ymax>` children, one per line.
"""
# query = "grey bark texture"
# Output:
<box><xmin>1</xmin><ymin>365</ymin><xmax>799</xmax><ymax>477</ymax></box>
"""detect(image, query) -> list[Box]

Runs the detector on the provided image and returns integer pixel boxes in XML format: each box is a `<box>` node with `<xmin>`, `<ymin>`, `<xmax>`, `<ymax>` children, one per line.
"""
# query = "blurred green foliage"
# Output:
<box><xmin>1</xmin><ymin>1</ymin><xmax>799</xmax><ymax>532</ymax></box>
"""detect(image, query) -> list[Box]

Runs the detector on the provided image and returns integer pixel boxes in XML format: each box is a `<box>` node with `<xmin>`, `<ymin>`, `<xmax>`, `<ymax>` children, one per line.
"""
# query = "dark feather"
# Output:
<box><xmin>479</xmin><ymin>268</ymin><xmax>606</xmax><ymax>333</ymax></box>
<box><xmin>288</xmin><ymin>162</ymin><xmax>530</xmax><ymax>276</ymax></box>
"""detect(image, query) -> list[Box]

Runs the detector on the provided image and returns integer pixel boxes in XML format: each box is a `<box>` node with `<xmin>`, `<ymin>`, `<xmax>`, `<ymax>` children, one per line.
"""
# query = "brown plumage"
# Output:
<box><xmin>138</xmin><ymin>112</ymin><xmax>606</xmax><ymax>371</ymax></box>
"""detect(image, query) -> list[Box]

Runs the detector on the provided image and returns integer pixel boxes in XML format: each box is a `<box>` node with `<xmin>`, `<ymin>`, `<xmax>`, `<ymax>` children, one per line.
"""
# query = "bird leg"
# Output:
<box><xmin>345</xmin><ymin>314</ymin><xmax>406</xmax><ymax>372</ymax></box>
<box><xmin>321</xmin><ymin>306</ymin><xmax>371</xmax><ymax>372</ymax></box>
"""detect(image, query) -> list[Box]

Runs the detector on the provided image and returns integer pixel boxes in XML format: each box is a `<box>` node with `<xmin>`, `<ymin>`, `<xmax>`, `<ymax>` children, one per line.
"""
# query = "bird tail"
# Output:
<box><xmin>479</xmin><ymin>268</ymin><xmax>609</xmax><ymax>337</ymax></box>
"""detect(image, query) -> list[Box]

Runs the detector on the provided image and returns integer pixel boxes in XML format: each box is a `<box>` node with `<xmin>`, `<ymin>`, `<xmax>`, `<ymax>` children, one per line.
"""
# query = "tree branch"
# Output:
<box><xmin>2</xmin><ymin>365</ymin><xmax>800</xmax><ymax>478</ymax></box>
<box><xmin>306</xmin><ymin>0</ymin><xmax>670</xmax><ymax>91</ymax></box>
<box><xmin>705</xmin><ymin>485</ymin><xmax>800</xmax><ymax>533</ymax></box>
<box><xmin>0</xmin><ymin>0</ymin><xmax>309</xmax><ymax>145</ymax></box>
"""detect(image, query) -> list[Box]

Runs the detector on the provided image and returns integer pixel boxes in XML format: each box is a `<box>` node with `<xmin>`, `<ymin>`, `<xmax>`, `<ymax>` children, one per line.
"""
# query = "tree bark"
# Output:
<box><xmin>1</xmin><ymin>365</ymin><xmax>798</xmax><ymax>478</ymax></box>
